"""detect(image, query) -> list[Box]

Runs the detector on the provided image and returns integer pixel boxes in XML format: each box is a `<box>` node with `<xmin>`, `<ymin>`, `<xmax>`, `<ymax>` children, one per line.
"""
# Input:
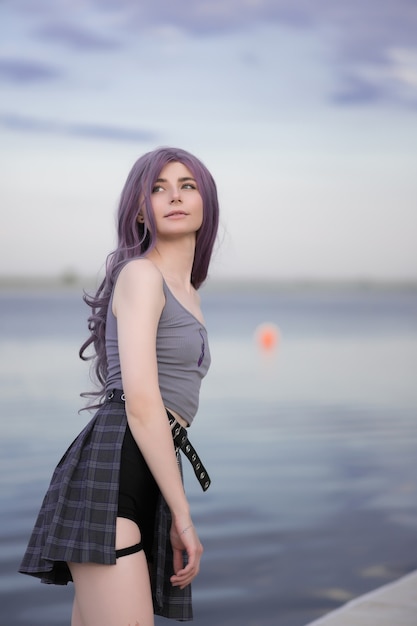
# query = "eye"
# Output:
<box><xmin>182</xmin><ymin>182</ymin><xmax>197</xmax><ymax>190</ymax></box>
<box><xmin>152</xmin><ymin>184</ymin><xmax>164</xmax><ymax>193</ymax></box>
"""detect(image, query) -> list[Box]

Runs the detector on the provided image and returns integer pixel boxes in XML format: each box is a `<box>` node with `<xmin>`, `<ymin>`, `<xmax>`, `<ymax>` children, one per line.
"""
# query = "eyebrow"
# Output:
<box><xmin>154</xmin><ymin>176</ymin><xmax>197</xmax><ymax>183</ymax></box>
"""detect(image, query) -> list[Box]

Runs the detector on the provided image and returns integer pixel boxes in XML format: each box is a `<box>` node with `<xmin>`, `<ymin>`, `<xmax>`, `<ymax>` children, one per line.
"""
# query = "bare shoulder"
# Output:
<box><xmin>117</xmin><ymin>258</ymin><xmax>162</xmax><ymax>285</ymax></box>
<box><xmin>113</xmin><ymin>258</ymin><xmax>164</xmax><ymax>313</ymax></box>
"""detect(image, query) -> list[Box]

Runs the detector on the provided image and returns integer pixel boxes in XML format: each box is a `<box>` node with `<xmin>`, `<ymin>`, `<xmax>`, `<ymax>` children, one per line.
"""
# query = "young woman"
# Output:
<box><xmin>19</xmin><ymin>147</ymin><xmax>220</xmax><ymax>625</ymax></box>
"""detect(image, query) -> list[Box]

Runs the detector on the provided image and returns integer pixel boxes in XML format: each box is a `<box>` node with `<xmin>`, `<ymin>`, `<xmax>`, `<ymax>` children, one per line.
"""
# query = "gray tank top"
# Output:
<box><xmin>105</xmin><ymin>278</ymin><xmax>211</xmax><ymax>425</ymax></box>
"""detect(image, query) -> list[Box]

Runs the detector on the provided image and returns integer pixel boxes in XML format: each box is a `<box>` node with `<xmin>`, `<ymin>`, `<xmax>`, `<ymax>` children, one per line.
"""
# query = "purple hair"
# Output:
<box><xmin>79</xmin><ymin>147</ymin><xmax>219</xmax><ymax>407</ymax></box>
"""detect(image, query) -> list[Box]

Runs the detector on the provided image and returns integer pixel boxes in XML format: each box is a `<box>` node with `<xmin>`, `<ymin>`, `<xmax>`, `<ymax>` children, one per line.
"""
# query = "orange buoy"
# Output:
<box><xmin>255</xmin><ymin>323</ymin><xmax>280</xmax><ymax>351</ymax></box>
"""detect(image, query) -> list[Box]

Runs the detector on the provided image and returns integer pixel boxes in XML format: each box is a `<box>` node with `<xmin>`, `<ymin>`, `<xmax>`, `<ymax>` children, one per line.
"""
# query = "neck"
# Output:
<box><xmin>147</xmin><ymin>237</ymin><xmax>196</xmax><ymax>290</ymax></box>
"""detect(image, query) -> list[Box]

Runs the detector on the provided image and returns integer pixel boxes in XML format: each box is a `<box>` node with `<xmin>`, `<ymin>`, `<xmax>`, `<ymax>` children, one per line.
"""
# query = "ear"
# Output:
<box><xmin>137</xmin><ymin>213</ymin><xmax>145</xmax><ymax>224</ymax></box>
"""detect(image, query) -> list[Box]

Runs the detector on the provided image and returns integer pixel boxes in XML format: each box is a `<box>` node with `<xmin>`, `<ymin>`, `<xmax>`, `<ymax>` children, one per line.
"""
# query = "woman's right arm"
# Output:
<box><xmin>112</xmin><ymin>259</ymin><xmax>203</xmax><ymax>588</ymax></box>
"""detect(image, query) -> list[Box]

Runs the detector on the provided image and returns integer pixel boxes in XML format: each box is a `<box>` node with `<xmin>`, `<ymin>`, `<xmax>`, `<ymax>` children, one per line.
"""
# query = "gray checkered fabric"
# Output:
<box><xmin>152</xmin><ymin>487</ymin><xmax>192</xmax><ymax>620</ymax></box>
<box><xmin>19</xmin><ymin>401</ymin><xmax>192</xmax><ymax>620</ymax></box>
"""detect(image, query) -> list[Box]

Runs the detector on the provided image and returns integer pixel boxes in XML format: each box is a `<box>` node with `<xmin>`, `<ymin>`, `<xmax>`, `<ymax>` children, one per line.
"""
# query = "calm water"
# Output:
<box><xmin>1</xmin><ymin>284</ymin><xmax>416</xmax><ymax>626</ymax></box>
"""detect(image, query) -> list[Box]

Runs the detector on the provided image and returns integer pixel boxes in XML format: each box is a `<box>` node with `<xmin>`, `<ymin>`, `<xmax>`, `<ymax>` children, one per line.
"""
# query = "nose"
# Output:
<box><xmin>170</xmin><ymin>187</ymin><xmax>182</xmax><ymax>203</ymax></box>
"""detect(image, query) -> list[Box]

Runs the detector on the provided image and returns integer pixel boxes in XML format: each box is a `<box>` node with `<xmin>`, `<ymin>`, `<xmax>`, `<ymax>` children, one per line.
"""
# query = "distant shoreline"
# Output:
<box><xmin>0</xmin><ymin>274</ymin><xmax>416</xmax><ymax>292</ymax></box>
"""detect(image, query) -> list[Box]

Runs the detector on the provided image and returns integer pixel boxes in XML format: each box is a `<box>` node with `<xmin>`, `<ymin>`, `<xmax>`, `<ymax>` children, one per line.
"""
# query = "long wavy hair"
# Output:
<box><xmin>79</xmin><ymin>146</ymin><xmax>220</xmax><ymax>407</ymax></box>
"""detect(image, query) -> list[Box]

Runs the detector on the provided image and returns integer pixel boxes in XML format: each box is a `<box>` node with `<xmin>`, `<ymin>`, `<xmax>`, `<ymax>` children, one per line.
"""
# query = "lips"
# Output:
<box><xmin>165</xmin><ymin>210</ymin><xmax>187</xmax><ymax>217</ymax></box>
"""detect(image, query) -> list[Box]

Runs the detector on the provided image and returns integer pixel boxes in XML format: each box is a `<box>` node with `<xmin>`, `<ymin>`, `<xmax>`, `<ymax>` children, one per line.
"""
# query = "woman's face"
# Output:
<box><xmin>145</xmin><ymin>161</ymin><xmax>203</xmax><ymax>240</ymax></box>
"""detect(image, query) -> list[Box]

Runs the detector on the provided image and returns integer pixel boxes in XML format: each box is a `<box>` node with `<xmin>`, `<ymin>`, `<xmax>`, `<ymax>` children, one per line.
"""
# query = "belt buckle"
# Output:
<box><xmin>173</xmin><ymin>424</ymin><xmax>182</xmax><ymax>440</ymax></box>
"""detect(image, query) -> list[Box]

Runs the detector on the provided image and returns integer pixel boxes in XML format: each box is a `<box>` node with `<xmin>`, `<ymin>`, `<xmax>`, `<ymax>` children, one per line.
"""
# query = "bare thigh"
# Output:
<box><xmin>69</xmin><ymin>517</ymin><xmax>154</xmax><ymax>626</ymax></box>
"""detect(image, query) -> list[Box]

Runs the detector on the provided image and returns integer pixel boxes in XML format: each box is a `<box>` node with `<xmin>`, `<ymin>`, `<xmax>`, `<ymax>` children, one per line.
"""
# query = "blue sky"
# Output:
<box><xmin>1</xmin><ymin>0</ymin><xmax>416</xmax><ymax>281</ymax></box>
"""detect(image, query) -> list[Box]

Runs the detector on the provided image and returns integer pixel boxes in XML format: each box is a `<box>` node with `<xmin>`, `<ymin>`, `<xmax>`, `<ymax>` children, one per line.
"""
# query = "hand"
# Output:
<box><xmin>169</xmin><ymin>519</ymin><xmax>203</xmax><ymax>589</ymax></box>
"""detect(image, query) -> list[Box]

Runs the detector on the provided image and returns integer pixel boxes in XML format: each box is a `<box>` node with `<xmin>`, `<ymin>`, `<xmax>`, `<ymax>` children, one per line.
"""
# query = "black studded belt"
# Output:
<box><xmin>166</xmin><ymin>411</ymin><xmax>211</xmax><ymax>492</ymax></box>
<box><xmin>106</xmin><ymin>389</ymin><xmax>211</xmax><ymax>492</ymax></box>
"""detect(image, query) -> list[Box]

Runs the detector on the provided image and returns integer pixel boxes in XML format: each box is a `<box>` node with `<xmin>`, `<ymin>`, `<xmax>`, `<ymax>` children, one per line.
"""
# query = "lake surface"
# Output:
<box><xmin>1</xmin><ymin>284</ymin><xmax>416</xmax><ymax>625</ymax></box>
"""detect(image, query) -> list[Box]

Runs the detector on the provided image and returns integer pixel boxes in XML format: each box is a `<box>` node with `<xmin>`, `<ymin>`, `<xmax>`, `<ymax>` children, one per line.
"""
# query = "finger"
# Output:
<box><xmin>171</xmin><ymin>558</ymin><xmax>200</xmax><ymax>587</ymax></box>
<box><xmin>172</xmin><ymin>546</ymin><xmax>185</xmax><ymax>576</ymax></box>
<box><xmin>171</xmin><ymin>559</ymin><xmax>193</xmax><ymax>580</ymax></box>
<box><xmin>171</xmin><ymin>573</ymin><xmax>194</xmax><ymax>589</ymax></box>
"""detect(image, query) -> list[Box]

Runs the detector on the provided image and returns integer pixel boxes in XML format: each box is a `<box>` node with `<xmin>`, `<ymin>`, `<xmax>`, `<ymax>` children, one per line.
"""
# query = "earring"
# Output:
<box><xmin>137</xmin><ymin>214</ymin><xmax>145</xmax><ymax>223</ymax></box>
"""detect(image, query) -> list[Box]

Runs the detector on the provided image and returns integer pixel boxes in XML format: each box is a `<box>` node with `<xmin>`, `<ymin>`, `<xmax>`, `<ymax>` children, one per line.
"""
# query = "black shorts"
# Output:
<box><xmin>118</xmin><ymin>423</ymin><xmax>160</xmax><ymax>560</ymax></box>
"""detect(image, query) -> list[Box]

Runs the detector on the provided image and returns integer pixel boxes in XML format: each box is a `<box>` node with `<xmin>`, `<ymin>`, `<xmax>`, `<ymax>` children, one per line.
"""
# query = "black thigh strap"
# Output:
<box><xmin>116</xmin><ymin>542</ymin><xmax>143</xmax><ymax>559</ymax></box>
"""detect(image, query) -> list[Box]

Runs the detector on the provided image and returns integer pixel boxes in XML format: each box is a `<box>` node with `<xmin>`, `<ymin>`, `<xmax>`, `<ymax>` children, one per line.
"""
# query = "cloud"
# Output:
<box><xmin>35</xmin><ymin>21</ymin><xmax>122</xmax><ymax>51</ymax></box>
<box><xmin>0</xmin><ymin>113</ymin><xmax>158</xmax><ymax>143</ymax></box>
<box><xmin>330</xmin><ymin>44</ymin><xmax>417</xmax><ymax>108</ymax></box>
<box><xmin>8</xmin><ymin>0</ymin><xmax>417</xmax><ymax>43</ymax></box>
<box><xmin>318</xmin><ymin>1</ymin><xmax>417</xmax><ymax>107</ymax></box>
<box><xmin>100</xmin><ymin>0</ymin><xmax>417</xmax><ymax>107</ymax></box>
<box><xmin>86</xmin><ymin>0</ymin><xmax>313</xmax><ymax>34</ymax></box>
<box><xmin>331</xmin><ymin>75</ymin><xmax>385</xmax><ymax>105</ymax></box>
<box><xmin>0</xmin><ymin>57</ymin><xmax>62</xmax><ymax>83</ymax></box>
<box><xmin>4</xmin><ymin>0</ymin><xmax>417</xmax><ymax>107</ymax></box>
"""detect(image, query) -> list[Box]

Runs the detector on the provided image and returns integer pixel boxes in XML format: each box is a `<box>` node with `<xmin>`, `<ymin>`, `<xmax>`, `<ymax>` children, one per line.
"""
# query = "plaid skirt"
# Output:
<box><xmin>19</xmin><ymin>400</ymin><xmax>193</xmax><ymax>621</ymax></box>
